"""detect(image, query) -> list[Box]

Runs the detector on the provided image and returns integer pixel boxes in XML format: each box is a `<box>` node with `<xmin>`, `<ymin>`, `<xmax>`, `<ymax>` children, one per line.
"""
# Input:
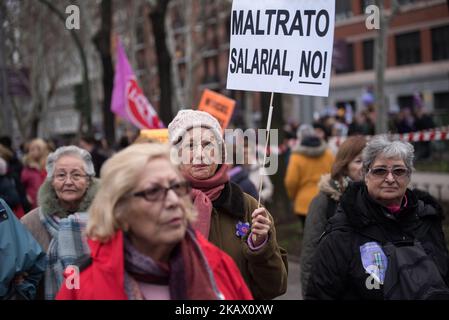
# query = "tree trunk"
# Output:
<box><xmin>38</xmin><ymin>0</ymin><xmax>93</xmax><ymax>134</ymax></box>
<box><xmin>93</xmin><ymin>0</ymin><xmax>115</xmax><ymax>146</ymax></box>
<box><xmin>374</xmin><ymin>0</ymin><xmax>388</xmax><ymax>134</ymax></box>
<box><xmin>0</xmin><ymin>4</ymin><xmax>13</xmax><ymax>137</ymax></box>
<box><xmin>184</xmin><ymin>0</ymin><xmax>194</xmax><ymax>109</ymax></box>
<box><xmin>166</xmin><ymin>1</ymin><xmax>184</xmax><ymax>110</ymax></box>
<box><xmin>29</xmin><ymin>105</ymin><xmax>41</xmax><ymax>138</ymax></box>
<box><xmin>149</xmin><ymin>0</ymin><xmax>174</xmax><ymax>124</ymax></box>
<box><xmin>375</xmin><ymin>0</ymin><xmax>399</xmax><ymax>134</ymax></box>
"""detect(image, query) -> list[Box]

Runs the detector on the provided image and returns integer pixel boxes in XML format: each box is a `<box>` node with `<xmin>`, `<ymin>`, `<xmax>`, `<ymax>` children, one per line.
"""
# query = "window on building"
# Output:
<box><xmin>434</xmin><ymin>92</ymin><xmax>449</xmax><ymax>126</ymax></box>
<box><xmin>363</xmin><ymin>39</ymin><xmax>374</xmax><ymax>70</ymax></box>
<box><xmin>432</xmin><ymin>25</ymin><xmax>449</xmax><ymax>61</ymax></box>
<box><xmin>360</xmin><ymin>0</ymin><xmax>376</xmax><ymax>13</ymax></box>
<box><xmin>334</xmin><ymin>42</ymin><xmax>354</xmax><ymax>74</ymax></box>
<box><xmin>397</xmin><ymin>95</ymin><xmax>414</xmax><ymax>110</ymax></box>
<box><xmin>395</xmin><ymin>31</ymin><xmax>421</xmax><ymax>66</ymax></box>
<box><xmin>335</xmin><ymin>0</ymin><xmax>353</xmax><ymax>21</ymax></box>
<box><xmin>397</xmin><ymin>0</ymin><xmax>419</xmax><ymax>6</ymax></box>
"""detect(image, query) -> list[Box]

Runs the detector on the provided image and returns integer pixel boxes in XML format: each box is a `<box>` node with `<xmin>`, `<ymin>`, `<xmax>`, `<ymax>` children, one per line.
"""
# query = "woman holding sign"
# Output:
<box><xmin>168</xmin><ymin>110</ymin><xmax>288</xmax><ymax>300</ymax></box>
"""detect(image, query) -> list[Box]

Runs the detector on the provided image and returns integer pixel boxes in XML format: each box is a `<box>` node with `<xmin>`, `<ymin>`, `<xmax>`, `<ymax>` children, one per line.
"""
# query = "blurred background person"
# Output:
<box><xmin>413</xmin><ymin>94</ymin><xmax>435</xmax><ymax>160</ymax></box>
<box><xmin>0</xmin><ymin>136</ymin><xmax>30</xmax><ymax>213</ymax></box>
<box><xmin>21</xmin><ymin>138</ymin><xmax>49</xmax><ymax>209</ymax></box>
<box><xmin>79</xmin><ymin>135</ymin><xmax>107</xmax><ymax>177</ymax></box>
<box><xmin>227</xmin><ymin>134</ymin><xmax>259</xmax><ymax>200</ymax></box>
<box><xmin>57</xmin><ymin>143</ymin><xmax>252</xmax><ymax>300</ymax></box>
<box><xmin>395</xmin><ymin>108</ymin><xmax>415</xmax><ymax>134</ymax></box>
<box><xmin>244</xmin><ymin>138</ymin><xmax>273</xmax><ymax>205</ymax></box>
<box><xmin>0</xmin><ymin>157</ymin><xmax>22</xmax><ymax>218</ymax></box>
<box><xmin>284</xmin><ymin>124</ymin><xmax>335</xmax><ymax>227</ymax></box>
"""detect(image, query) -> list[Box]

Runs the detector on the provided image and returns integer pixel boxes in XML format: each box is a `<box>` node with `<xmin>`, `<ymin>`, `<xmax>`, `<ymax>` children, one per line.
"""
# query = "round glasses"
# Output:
<box><xmin>133</xmin><ymin>181</ymin><xmax>191</xmax><ymax>202</ymax></box>
<box><xmin>54</xmin><ymin>172</ymin><xmax>88</xmax><ymax>182</ymax></box>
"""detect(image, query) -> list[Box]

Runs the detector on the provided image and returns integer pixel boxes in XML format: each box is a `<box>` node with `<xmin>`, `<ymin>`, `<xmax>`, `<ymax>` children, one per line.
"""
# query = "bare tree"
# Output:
<box><xmin>146</xmin><ymin>0</ymin><xmax>174</xmax><ymax>124</ymax></box>
<box><xmin>3</xmin><ymin>1</ymin><xmax>77</xmax><ymax>139</ymax></box>
<box><xmin>374</xmin><ymin>0</ymin><xmax>400</xmax><ymax>134</ymax></box>
<box><xmin>93</xmin><ymin>0</ymin><xmax>115</xmax><ymax>146</ymax></box>
<box><xmin>38</xmin><ymin>0</ymin><xmax>94</xmax><ymax>134</ymax></box>
<box><xmin>166</xmin><ymin>0</ymin><xmax>200</xmax><ymax>110</ymax></box>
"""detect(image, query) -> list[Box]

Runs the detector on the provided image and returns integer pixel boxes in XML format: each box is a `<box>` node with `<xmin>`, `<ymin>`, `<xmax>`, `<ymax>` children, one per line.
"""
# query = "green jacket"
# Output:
<box><xmin>209</xmin><ymin>182</ymin><xmax>288</xmax><ymax>300</ymax></box>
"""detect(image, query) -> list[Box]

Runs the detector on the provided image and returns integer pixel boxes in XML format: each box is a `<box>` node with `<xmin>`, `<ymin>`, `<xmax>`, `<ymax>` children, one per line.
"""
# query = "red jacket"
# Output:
<box><xmin>20</xmin><ymin>167</ymin><xmax>46</xmax><ymax>209</ymax></box>
<box><xmin>56</xmin><ymin>230</ymin><xmax>253</xmax><ymax>300</ymax></box>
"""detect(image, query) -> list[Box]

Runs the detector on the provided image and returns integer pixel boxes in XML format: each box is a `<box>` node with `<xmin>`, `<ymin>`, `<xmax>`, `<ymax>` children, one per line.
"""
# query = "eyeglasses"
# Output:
<box><xmin>368</xmin><ymin>167</ymin><xmax>410</xmax><ymax>179</ymax></box>
<box><xmin>54</xmin><ymin>172</ymin><xmax>88</xmax><ymax>182</ymax></box>
<box><xmin>133</xmin><ymin>181</ymin><xmax>191</xmax><ymax>202</ymax></box>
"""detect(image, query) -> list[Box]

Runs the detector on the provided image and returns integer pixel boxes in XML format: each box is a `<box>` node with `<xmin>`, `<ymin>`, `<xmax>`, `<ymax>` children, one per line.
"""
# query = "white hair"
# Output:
<box><xmin>362</xmin><ymin>135</ymin><xmax>414</xmax><ymax>174</ymax></box>
<box><xmin>46</xmin><ymin>145</ymin><xmax>95</xmax><ymax>180</ymax></box>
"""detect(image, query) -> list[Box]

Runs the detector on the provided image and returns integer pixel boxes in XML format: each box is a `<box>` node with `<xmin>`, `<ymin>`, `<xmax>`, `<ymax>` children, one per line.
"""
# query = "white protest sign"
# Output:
<box><xmin>226</xmin><ymin>0</ymin><xmax>335</xmax><ymax>97</ymax></box>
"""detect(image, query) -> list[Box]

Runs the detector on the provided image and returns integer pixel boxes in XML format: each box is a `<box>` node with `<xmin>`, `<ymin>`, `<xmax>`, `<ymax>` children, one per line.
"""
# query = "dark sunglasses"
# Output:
<box><xmin>133</xmin><ymin>181</ymin><xmax>191</xmax><ymax>202</ymax></box>
<box><xmin>368</xmin><ymin>167</ymin><xmax>410</xmax><ymax>178</ymax></box>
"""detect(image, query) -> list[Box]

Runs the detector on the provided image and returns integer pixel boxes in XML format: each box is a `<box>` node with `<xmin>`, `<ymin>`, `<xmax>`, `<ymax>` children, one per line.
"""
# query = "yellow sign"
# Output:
<box><xmin>138</xmin><ymin>129</ymin><xmax>169</xmax><ymax>143</ymax></box>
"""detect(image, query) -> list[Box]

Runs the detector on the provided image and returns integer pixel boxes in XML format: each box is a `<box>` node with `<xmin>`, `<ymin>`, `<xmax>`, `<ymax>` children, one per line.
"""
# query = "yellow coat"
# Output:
<box><xmin>284</xmin><ymin>143</ymin><xmax>335</xmax><ymax>216</ymax></box>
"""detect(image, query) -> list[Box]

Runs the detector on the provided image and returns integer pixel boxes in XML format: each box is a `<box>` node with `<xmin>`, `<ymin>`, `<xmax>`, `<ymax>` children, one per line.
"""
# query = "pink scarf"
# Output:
<box><xmin>185</xmin><ymin>165</ymin><xmax>229</xmax><ymax>238</ymax></box>
<box><xmin>387</xmin><ymin>195</ymin><xmax>408</xmax><ymax>214</ymax></box>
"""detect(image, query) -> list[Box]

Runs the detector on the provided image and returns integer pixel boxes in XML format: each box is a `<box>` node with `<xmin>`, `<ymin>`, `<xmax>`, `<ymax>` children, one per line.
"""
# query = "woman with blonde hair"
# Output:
<box><xmin>21</xmin><ymin>138</ymin><xmax>49</xmax><ymax>209</ymax></box>
<box><xmin>57</xmin><ymin>143</ymin><xmax>252</xmax><ymax>300</ymax></box>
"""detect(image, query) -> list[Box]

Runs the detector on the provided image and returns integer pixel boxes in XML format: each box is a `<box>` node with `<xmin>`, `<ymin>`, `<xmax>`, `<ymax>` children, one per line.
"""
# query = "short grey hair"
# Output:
<box><xmin>362</xmin><ymin>135</ymin><xmax>414</xmax><ymax>175</ymax></box>
<box><xmin>46</xmin><ymin>145</ymin><xmax>95</xmax><ymax>180</ymax></box>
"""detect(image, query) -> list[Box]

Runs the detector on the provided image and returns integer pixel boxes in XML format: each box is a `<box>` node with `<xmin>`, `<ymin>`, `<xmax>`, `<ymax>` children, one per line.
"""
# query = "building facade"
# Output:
<box><xmin>35</xmin><ymin>0</ymin><xmax>449</xmax><ymax>144</ymax></box>
<box><xmin>327</xmin><ymin>0</ymin><xmax>449</xmax><ymax>126</ymax></box>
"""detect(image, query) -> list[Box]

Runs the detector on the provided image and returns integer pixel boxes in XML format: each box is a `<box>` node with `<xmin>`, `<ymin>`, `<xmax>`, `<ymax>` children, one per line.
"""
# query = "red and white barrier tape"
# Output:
<box><xmin>330</xmin><ymin>126</ymin><xmax>449</xmax><ymax>147</ymax></box>
<box><xmin>261</xmin><ymin>127</ymin><xmax>449</xmax><ymax>156</ymax></box>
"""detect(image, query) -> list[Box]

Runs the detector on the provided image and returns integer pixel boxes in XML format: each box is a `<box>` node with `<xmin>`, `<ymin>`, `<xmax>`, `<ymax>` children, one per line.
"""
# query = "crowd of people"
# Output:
<box><xmin>281</xmin><ymin>91</ymin><xmax>438</xmax><ymax>163</ymax></box>
<box><xmin>1</xmin><ymin>106</ymin><xmax>448</xmax><ymax>300</ymax></box>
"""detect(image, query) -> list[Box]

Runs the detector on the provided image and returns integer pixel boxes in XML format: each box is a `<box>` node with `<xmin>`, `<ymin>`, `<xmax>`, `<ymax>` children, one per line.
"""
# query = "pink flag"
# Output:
<box><xmin>111</xmin><ymin>39</ymin><xmax>164</xmax><ymax>129</ymax></box>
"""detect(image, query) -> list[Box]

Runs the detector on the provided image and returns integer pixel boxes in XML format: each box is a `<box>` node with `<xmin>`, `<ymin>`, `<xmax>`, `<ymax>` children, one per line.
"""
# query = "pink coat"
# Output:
<box><xmin>21</xmin><ymin>167</ymin><xmax>46</xmax><ymax>209</ymax></box>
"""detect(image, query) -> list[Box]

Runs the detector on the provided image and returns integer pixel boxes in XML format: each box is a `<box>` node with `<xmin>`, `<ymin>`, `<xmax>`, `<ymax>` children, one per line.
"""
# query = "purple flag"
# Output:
<box><xmin>111</xmin><ymin>39</ymin><xmax>163</xmax><ymax>129</ymax></box>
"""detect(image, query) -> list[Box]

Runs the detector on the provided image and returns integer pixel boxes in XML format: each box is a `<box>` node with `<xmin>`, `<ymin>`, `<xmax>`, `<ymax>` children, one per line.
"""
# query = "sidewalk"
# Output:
<box><xmin>411</xmin><ymin>171</ymin><xmax>449</xmax><ymax>202</ymax></box>
<box><xmin>275</xmin><ymin>257</ymin><xmax>302</xmax><ymax>300</ymax></box>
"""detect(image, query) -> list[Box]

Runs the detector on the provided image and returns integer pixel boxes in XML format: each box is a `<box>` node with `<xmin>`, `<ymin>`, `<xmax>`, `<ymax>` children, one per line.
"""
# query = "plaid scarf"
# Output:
<box><xmin>39</xmin><ymin>210</ymin><xmax>90</xmax><ymax>300</ymax></box>
<box><xmin>124</xmin><ymin>228</ymin><xmax>223</xmax><ymax>300</ymax></box>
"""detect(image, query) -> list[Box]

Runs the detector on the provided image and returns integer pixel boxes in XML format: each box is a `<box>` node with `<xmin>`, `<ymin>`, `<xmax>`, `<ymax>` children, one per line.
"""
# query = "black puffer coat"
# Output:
<box><xmin>305</xmin><ymin>182</ymin><xmax>449</xmax><ymax>300</ymax></box>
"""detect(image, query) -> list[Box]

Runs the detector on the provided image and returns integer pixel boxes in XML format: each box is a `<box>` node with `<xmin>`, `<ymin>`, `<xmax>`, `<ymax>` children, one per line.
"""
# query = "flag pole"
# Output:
<box><xmin>252</xmin><ymin>91</ymin><xmax>275</xmax><ymax>243</ymax></box>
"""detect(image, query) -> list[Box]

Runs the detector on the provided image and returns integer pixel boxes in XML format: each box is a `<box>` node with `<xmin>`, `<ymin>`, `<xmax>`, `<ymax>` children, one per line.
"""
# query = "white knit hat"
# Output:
<box><xmin>168</xmin><ymin>109</ymin><xmax>223</xmax><ymax>145</ymax></box>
